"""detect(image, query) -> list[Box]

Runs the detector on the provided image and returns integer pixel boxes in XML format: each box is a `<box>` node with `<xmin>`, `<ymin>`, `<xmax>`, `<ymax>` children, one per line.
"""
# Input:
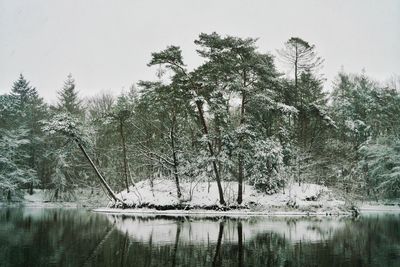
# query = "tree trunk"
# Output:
<box><xmin>29</xmin><ymin>182</ymin><xmax>33</xmax><ymax>195</ymax></box>
<box><xmin>29</xmin><ymin>147</ymin><xmax>34</xmax><ymax>195</ymax></box>
<box><xmin>75</xmin><ymin>139</ymin><xmax>122</xmax><ymax>203</ymax></box>
<box><xmin>237</xmin><ymin>156</ymin><xmax>244</xmax><ymax>204</ymax></box>
<box><xmin>195</xmin><ymin>100</ymin><xmax>226</xmax><ymax>205</ymax></box>
<box><xmin>170</xmin><ymin>113</ymin><xmax>182</xmax><ymax>198</ymax></box>
<box><xmin>294</xmin><ymin>45</ymin><xmax>298</xmax><ymax>96</ymax></box>
<box><xmin>119</xmin><ymin>120</ymin><xmax>130</xmax><ymax>192</ymax></box>
<box><xmin>237</xmin><ymin>91</ymin><xmax>246</xmax><ymax>204</ymax></box>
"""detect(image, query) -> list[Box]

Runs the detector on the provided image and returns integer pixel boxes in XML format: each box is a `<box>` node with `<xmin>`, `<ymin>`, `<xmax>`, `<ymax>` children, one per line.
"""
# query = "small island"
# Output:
<box><xmin>2</xmin><ymin>34</ymin><xmax>399</xmax><ymax>216</ymax></box>
<box><xmin>96</xmin><ymin>179</ymin><xmax>350</xmax><ymax>216</ymax></box>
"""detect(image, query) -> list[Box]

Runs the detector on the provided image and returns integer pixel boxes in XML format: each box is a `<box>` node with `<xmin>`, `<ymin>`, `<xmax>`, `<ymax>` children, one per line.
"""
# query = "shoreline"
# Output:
<box><xmin>0</xmin><ymin>201</ymin><xmax>99</xmax><ymax>209</ymax></box>
<box><xmin>1</xmin><ymin>202</ymin><xmax>399</xmax><ymax>217</ymax></box>
<box><xmin>93</xmin><ymin>207</ymin><xmax>353</xmax><ymax>217</ymax></box>
<box><xmin>94</xmin><ymin>202</ymin><xmax>400</xmax><ymax>217</ymax></box>
<box><xmin>358</xmin><ymin>204</ymin><xmax>400</xmax><ymax>212</ymax></box>
<box><xmin>1</xmin><ymin>201</ymin><xmax>353</xmax><ymax>216</ymax></box>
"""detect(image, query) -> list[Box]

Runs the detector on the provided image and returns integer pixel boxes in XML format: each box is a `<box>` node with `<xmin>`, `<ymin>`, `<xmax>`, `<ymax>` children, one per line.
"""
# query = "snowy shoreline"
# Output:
<box><xmin>92</xmin><ymin>202</ymin><xmax>400</xmax><ymax>217</ymax></box>
<box><xmin>92</xmin><ymin>179</ymin><xmax>399</xmax><ymax>216</ymax></box>
<box><xmin>92</xmin><ymin>207</ymin><xmax>352</xmax><ymax>217</ymax></box>
<box><xmin>2</xmin><ymin>200</ymin><xmax>399</xmax><ymax>217</ymax></box>
<box><xmin>106</xmin><ymin>179</ymin><xmax>352</xmax><ymax>215</ymax></box>
<box><xmin>2</xmin><ymin>183</ymin><xmax>398</xmax><ymax>216</ymax></box>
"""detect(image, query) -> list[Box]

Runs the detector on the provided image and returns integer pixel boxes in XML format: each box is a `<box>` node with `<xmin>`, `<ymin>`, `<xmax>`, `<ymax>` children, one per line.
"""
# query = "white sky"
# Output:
<box><xmin>1</xmin><ymin>0</ymin><xmax>399</xmax><ymax>103</ymax></box>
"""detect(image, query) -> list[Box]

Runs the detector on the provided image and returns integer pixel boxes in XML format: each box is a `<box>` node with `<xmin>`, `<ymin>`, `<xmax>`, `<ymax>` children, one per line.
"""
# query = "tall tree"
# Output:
<box><xmin>47</xmin><ymin>74</ymin><xmax>86</xmax><ymax>199</ymax></box>
<box><xmin>107</xmin><ymin>93</ymin><xmax>135</xmax><ymax>193</ymax></box>
<box><xmin>9</xmin><ymin>74</ymin><xmax>46</xmax><ymax>193</ymax></box>
<box><xmin>278</xmin><ymin>39</ymin><xmax>331</xmax><ymax>185</ymax></box>
<box><xmin>0</xmin><ymin>94</ymin><xmax>37</xmax><ymax>200</ymax></box>
<box><xmin>194</xmin><ymin>32</ymin><xmax>281</xmax><ymax>203</ymax></box>
<box><xmin>278</xmin><ymin>37</ymin><xmax>324</xmax><ymax>95</ymax></box>
<box><xmin>56</xmin><ymin>74</ymin><xmax>83</xmax><ymax>116</ymax></box>
<box><xmin>148</xmin><ymin>45</ymin><xmax>227</xmax><ymax>205</ymax></box>
<box><xmin>136</xmin><ymin>82</ymin><xmax>184</xmax><ymax>198</ymax></box>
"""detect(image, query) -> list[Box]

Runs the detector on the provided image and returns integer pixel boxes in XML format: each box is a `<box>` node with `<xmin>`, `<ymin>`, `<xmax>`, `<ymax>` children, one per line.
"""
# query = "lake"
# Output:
<box><xmin>0</xmin><ymin>208</ymin><xmax>399</xmax><ymax>267</ymax></box>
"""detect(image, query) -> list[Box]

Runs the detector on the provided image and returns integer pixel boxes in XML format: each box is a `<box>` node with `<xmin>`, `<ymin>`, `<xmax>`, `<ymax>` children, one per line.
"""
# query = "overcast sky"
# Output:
<box><xmin>1</xmin><ymin>0</ymin><xmax>399</xmax><ymax>103</ymax></box>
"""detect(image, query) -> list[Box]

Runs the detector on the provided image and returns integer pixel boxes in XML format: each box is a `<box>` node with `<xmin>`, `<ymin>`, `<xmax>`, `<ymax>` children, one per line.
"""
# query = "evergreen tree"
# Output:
<box><xmin>0</xmin><ymin>128</ymin><xmax>37</xmax><ymax>200</ymax></box>
<box><xmin>46</xmin><ymin>74</ymin><xmax>88</xmax><ymax>199</ymax></box>
<box><xmin>278</xmin><ymin>37</ymin><xmax>324</xmax><ymax>94</ymax></box>
<box><xmin>0</xmin><ymin>94</ymin><xmax>38</xmax><ymax>199</ymax></box>
<box><xmin>106</xmin><ymin>91</ymin><xmax>136</xmax><ymax>193</ymax></box>
<box><xmin>148</xmin><ymin>45</ymin><xmax>227</xmax><ymax>205</ymax></box>
<box><xmin>9</xmin><ymin>74</ymin><xmax>46</xmax><ymax>194</ymax></box>
<box><xmin>194</xmin><ymin>32</ymin><xmax>284</xmax><ymax>203</ymax></box>
<box><xmin>56</xmin><ymin>74</ymin><xmax>83</xmax><ymax>116</ymax></box>
<box><xmin>359</xmin><ymin>136</ymin><xmax>400</xmax><ymax>198</ymax></box>
<box><xmin>278</xmin><ymin>39</ymin><xmax>332</xmax><ymax>185</ymax></box>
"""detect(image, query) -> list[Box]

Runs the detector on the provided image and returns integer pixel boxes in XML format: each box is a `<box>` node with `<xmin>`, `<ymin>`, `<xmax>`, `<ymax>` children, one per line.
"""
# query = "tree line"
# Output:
<box><xmin>1</xmin><ymin>33</ymin><xmax>399</xmax><ymax>203</ymax></box>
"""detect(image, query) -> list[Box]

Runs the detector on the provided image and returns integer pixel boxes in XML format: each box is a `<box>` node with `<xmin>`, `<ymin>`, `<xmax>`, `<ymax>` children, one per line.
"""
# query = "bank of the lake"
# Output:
<box><xmin>103</xmin><ymin>179</ymin><xmax>355</xmax><ymax>215</ymax></box>
<box><xmin>5</xmin><ymin>181</ymin><xmax>399</xmax><ymax>216</ymax></box>
<box><xmin>2</xmin><ymin>180</ymin><xmax>356</xmax><ymax>215</ymax></box>
<box><xmin>0</xmin><ymin>187</ymin><xmax>109</xmax><ymax>209</ymax></box>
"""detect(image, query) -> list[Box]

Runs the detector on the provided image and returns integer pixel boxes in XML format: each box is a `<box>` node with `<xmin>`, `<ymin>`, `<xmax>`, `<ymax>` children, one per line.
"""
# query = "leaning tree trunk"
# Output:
<box><xmin>75</xmin><ymin>139</ymin><xmax>123</xmax><ymax>204</ymax></box>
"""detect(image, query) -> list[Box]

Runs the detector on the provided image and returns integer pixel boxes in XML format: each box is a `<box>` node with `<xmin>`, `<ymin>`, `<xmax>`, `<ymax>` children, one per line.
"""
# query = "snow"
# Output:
<box><xmin>277</xmin><ymin>103</ymin><xmax>298</xmax><ymax>114</ymax></box>
<box><xmin>9</xmin><ymin>188</ymin><xmax>109</xmax><ymax>208</ymax></box>
<box><xmin>23</xmin><ymin>189</ymin><xmax>48</xmax><ymax>203</ymax></box>
<box><xmin>114</xmin><ymin>179</ymin><xmax>346</xmax><ymax>213</ymax></box>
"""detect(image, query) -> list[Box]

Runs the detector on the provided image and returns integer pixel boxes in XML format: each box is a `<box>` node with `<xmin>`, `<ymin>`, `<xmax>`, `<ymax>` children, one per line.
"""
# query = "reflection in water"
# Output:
<box><xmin>0</xmin><ymin>208</ymin><xmax>399</xmax><ymax>267</ymax></box>
<box><xmin>212</xmin><ymin>221</ymin><xmax>224</xmax><ymax>267</ymax></box>
<box><xmin>238</xmin><ymin>221</ymin><xmax>244</xmax><ymax>267</ymax></box>
<box><xmin>107</xmin><ymin>214</ymin><xmax>349</xmax><ymax>245</ymax></box>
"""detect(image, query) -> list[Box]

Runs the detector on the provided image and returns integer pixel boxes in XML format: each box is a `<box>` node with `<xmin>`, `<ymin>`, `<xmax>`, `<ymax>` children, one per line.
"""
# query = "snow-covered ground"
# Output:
<box><xmin>3</xmin><ymin>188</ymin><xmax>109</xmax><ymax>208</ymax></box>
<box><xmin>111</xmin><ymin>179</ymin><xmax>347</xmax><ymax>214</ymax></box>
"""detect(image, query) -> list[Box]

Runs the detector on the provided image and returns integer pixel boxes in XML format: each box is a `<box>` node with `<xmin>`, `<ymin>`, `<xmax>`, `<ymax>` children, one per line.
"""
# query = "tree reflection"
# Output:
<box><xmin>0</xmin><ymin>209</ymin><xmax>399</xmax><ymax>267</ymax></box>
<box><xmin>212</xmin><ymin>221</ymin><xmax>224</xmax><ymax>267</ymax></box>
<box><xmin>238</xmin><ymin>221</ymin><xmax>244</xmax><ymax>267</ymax></box>
<box><xmin>171</xmin><ymin>220</ymin><xmax>182</xmax><ymax>267</ymax></box>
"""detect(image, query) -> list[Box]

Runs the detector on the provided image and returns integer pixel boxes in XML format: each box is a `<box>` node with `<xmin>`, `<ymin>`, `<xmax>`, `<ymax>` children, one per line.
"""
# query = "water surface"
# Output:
<box><xmin>0</xmin><ymin>208</ymin><xmax>399</xmax><ymax>267</ymax></box>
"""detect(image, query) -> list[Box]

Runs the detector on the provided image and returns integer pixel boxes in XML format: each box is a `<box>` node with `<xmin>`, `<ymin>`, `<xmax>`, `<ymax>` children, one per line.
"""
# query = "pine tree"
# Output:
<box><xmin>359</xmin><ymin>136</ymin><xmax>400</xmax><ymax>198</ymax></box>
<box><xmin>278</xmin><ymin>39</ymin><xmax>332</xmax><ymax>186</ymax></box>
<box><xmin>107</xmin><ymin>93</ymin><xmax>135</xmax><ymax>193</ymax></box>
<box><xmin>10</xmin><ymin>74</ymin><xmax>40</xmax><ymax>106</ymax></box>
<box><xmin>194</xmin><ymin>32</ymin><xmax>283</xmax><ymax>203</ymax></box>
<box><xmin>148</xmin><ymin>45</ymin><xmax>227</xmax><ymax>205</ymax></box>
<box><xmin>56</xmin><ymin>74</ymin><xmax>83</xmax><ymax>116</ymax></box>
<box><xmin>278</xmin><ymin>37</ymin><xmax>324</xmax><ymax>95</ymax></box>
<box><xmin>9</xmin><ymin>74</ymin><xmax>46</xmax><ymax>194</ymax></box>
<box><xmin>0</xmin><ymin>128</ymin><xmax>37</xmax><ymax>200</ymax></box>
<box><xmin>0</xmin><ymin>92</ymin><xmax>38</xmax><ymax>199</ymax></box>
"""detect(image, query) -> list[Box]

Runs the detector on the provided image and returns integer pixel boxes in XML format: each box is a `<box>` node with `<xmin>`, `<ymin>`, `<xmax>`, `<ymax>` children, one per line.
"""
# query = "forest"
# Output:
<box><xmin>1</xmin><ymin>33</ymin><xmax>400</xmax><ymax>205</ymax></box>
